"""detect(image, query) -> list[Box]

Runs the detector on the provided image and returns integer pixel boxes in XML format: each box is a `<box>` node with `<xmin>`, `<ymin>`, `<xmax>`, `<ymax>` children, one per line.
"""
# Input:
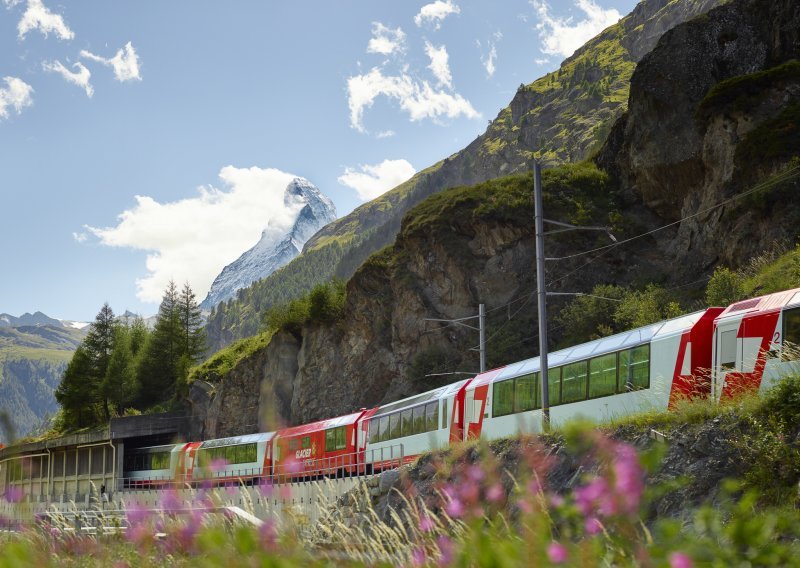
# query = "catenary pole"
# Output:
<box><xmin>533</xmin><ymin>161</ymin><xmax>550</xmax><ymax>432</ymax></box>
<box><xmin>479</xmin><ymin>303</ymin><xmax>486</xmax><ymax>373</ymax></box>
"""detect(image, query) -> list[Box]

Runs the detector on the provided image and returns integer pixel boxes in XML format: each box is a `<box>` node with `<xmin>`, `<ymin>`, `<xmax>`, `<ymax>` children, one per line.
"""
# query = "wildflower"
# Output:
<box><xmin>4</xmin><ymin>486</ymin><xmax>23</xmax><ymax>503</ymax></box>
<box><xmin>669</xmin><ymin>552</ymin><xmax>693</xmax><ymax>568</ymax></box>
<box><xmin>260</xmin><ymin>519</ymin><xmax>278</xmax><ymax>552</ymax></box>
<box><xmin>516</xmin><ymin>498</ymin><xmax>533</xmax><ymax>514</ymax></box>
<box><xmin>125</xmin><ymin>502</ymin><xmax>151</xmax><ymax>525</ymax></box>
<box><xmin>486</xmin><ymin>483</ymin><xmax>505</xmax><ymax>503</ymax></box>
<box><xmin>574</xmin><ymin>477</ymin><xmax>611</xmax><ymax>516</ymax></box>
<box><xmin>613</xmin><ymin>443</ymin><xmax>644</xmax><ymax>515</ymax></box>
<box><xmin>412</xmin><ymin>546</ymin><xmax>427</xmax><ymax>566</ymax></box>
<box><xmin>466</xmin><ymin>464</ymin><xmax>485</xmax><ymax>483</ymax></box>
<box><xmin>258</xmin><ymin>479</ymin><xmax>275</xmax><ymax>498</ymax></box>
<box><xmin>436</xmin><ymin>535</ymin><xmax>454</xmax><ymax>566</ymax></box>
<box><xmin>445</xmin><ymin>497</ymin><xmax>464</xmax><ymax>518</ymax></box>
<box><xmin>210</xmin><ymin>457</ymin><xmax>229</xmax><ymax>474</ymax></box>
<box><xmin>419</xmin><ymin>514</ymin><xmax>435</xmax><ymax>532</ymax></box>
<box><xmin>160</xmin><ymin>489</ymin><xmax>183</xmax><ymax>514</ymax></box>
<box><xmin>547</xmin><ymin>542</ymin><xmax>568</xmax><ymax>564</ymax></box>
<box><xmin>585</xmin><ymin>517</ymin><xmax>602</xmax><ymax>535</ymax></box>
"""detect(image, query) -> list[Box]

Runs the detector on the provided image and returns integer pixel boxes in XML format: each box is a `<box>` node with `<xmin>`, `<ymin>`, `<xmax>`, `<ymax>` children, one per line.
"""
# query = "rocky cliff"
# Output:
<box><xmin>204</xmin><ymin>0</ymin><xmax>724</xmax><ymax>353</ymax></box>
<box><xmin>199</xmin><ymin>178</ymin><xmax>336</xmax><ymax>311</ymax></box>
<box><xmin>191</xmin><ymin>0</ymin><xmax>800</xmax><ymax>438</ymax></box>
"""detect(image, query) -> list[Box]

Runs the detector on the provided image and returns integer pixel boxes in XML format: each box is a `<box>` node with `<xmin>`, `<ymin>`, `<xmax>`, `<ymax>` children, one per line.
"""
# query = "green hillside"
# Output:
<box><xmin>0</xmin><ymin>325</ymin><xmax>84</xmax><ymax>442</ymax></box>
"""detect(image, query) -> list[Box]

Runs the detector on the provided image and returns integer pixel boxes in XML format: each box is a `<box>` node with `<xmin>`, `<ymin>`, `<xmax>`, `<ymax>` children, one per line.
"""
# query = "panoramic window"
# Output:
<box><xmin>621</xmin><ymin>345</ymin><xmax>650</xmax><ymax>390</ymax></box>
<box><xmin>589</xmin><ymin>353</ymin><xmax>618</xmax><ymax>398</ymax></box>
<box><xmin>492</xmin><ymin>379</ymin><xmax>515</xmax><ymax>417</ymax></box>
<box><xmin>561</xmin><ymin>361</ymin><xmax>588</xmax><ymax>403</ymax></box>
<box><xmin>783</xmin><ymin>308</ymin><xmax>800</xmax><ymax>360</ymax></box>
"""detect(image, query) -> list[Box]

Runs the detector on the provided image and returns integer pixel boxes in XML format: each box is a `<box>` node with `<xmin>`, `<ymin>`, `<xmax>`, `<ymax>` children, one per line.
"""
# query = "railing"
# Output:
<box><xmin>115</xmin><ymin>445</ymin><xmax>406</xmax><ymax>491</ymax></box>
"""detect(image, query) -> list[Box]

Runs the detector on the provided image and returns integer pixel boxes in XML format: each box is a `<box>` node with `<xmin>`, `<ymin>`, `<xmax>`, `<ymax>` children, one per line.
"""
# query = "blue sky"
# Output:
<box><xmin>0</xmin><ymin>0</ymin><xmax>636</xmax><ymax>321</ymax></box>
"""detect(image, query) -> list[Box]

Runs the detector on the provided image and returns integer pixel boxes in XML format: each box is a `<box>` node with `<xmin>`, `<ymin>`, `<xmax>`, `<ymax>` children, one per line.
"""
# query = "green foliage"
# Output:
<box><xmin>189</xmin><ymin>331</ymin><xmax>274</xmax><ymax>384</ymax></box>
<box><xmin>613</xmin><ymin>284</ymin><xmax>685</xmax><ymax>329</ymax></box>
<box><xmin>735</xmin><ymin>103</ymin><xmax>800</xmax><ymax>166</ymax></box>
<box><xmin>705</xmin><ymin>266</ymin><xmax>746</xmax><ymax>306</ymax></box>
<box><xmin>263</xmin><ymin>279</ymin><xmax>347</xmax><ymax>335</ymax></box>
<box><xmin>698</xmin><ymin>60</ymin><xmax>800</xmax><ymax>118</ymax></box>
<box><xmin>555</xmin><ymin>285</ymin><xmax>627</xmax><ymax>347</ymax></box>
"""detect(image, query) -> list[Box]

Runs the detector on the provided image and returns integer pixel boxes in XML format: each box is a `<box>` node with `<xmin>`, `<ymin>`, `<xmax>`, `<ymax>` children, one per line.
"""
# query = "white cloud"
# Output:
<box><xmin>424</xmin><ymin>42</ymin><xmax>452</xmax><ymax>89</ymax></box>
<box><xmin>347</xmin><ymin>67</ymin><xmax>479</xmax><ymax>133</ymax></box>
<box><xmin>367</xmin><ymin>22</ymin><xmax>406</xmax><ymax>56</ymax></box>
<box><xmin>0</xmin><ymin>76</ymin><xmax>33</xmax><ymax>120</ymax></box>
<box><xmin>43</xmin><ymin>60</ymin><xmax>93</xmax><ymax>97</ymax></box>
<box><xmin>338</xmin><ymin>159</ymin><xmax>416</xmax><ymax>202</ymax></box>
<box><xmin>16</xmin><ymin>0</ymin><xmax>73</xmax><ymax>40</ymax></box>
<box><xmin>72</xmin><ymin>232</ymin><xmax>87</xmax><ymax>243</ymax></box>
<box><xmin>85</xmin><ymin>167</ymin><xmax>307</xmax><ymax>304</ymax></box>
<box><xmin>376</xmin><ymin>130</ymin><xmax>395</xmax><ymax>139</ymax></box>
<box><xmin>478</xmin><ymin>33</ymin><xmax>501</xmax><ymax>78</ymax></box>
<box><xmin>414</xmin><ymin>0</ymin><xmax>460</xmax><ymax>30</ymax></box>
<box><xmin>532</xmin><ymin>0</ymin><xmax>620</xmax><ymax>58</ymax></box>
<box><xmin>81</xmin><ymin>41</ymin><xmax>141</xmax><ymax>82</ymax></box>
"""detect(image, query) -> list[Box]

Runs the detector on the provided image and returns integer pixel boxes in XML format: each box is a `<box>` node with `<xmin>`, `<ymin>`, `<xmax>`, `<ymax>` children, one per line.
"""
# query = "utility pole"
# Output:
<box><xmin>533</xmin><ymin>162</ymin><xmax>551</xmax><ymax>431</ymax></box>
<box><xmin>533</xmin><ymin>161</ymin><xmax>617</xmax><ymax>432</ymax></box>
<box><xmin>424</xmin><ymin>304</ymin><xmax>487</xmax><ymax>374</ymax></box>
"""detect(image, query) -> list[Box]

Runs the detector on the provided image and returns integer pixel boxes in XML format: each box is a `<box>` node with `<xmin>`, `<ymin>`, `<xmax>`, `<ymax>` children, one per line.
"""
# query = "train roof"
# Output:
<box><xmin>715</xmin><ymin>287</ymin><xmax>800</xmax><ymax>321</ymax></box>
<box><xmin>275</xmin><ymin>410</ymin><xmax>366</xmax><ymax>438</ymax></box>
<box><xmin>468</xmin><ymin>309</ymin><xmax>711</xmax><ymax>390</ymax></box>
<box><xmin>370</xmin><ymin>379</ymin><xmax>472</xmax><ymax>419</ymax></box>
<box><xmin>199</xmin><ymin>432</ymin><xmax>275</xmax><ymax>448</ymax></box>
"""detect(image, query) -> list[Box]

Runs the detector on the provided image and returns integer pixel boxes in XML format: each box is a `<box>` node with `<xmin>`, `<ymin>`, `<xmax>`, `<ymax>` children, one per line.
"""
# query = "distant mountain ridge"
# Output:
<box><xmin>0</xmin><ymin>321</ymin><xmax>86</xmax><ymax>442</ymax></box>
<box><xmin>200</xmin><ymin>178</ymin><xmax>336</xmax><ymax>311</ymax></box>
<box><xmin>0</xmin><ymin>311</ymin><xmax>90</xmax><ymax>330</ymax></box>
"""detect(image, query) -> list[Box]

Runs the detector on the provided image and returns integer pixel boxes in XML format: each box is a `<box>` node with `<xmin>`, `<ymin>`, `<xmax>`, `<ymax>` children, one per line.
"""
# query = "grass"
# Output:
<box><xmin>188</xmin><ymin>330</ymin><xmax>274</xmax><ymax>384</ymax></box>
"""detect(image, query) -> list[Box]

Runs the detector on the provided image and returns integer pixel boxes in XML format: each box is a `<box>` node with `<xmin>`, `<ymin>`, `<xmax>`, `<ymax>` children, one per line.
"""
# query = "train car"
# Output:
<box><xmin>712</xmin><ymin>287</ymin><xmax>800</xmax><ymax>400</ymax></box>
<box><xmin>273</xmin><ymin>409</ymin><xmax>376</xmax><ymax>479</ymax></box>
<box><xmin>363</xmin><ymin>379</ymin><xmax>474</xmax><ymax>471</ymax></box>
<box><xmin>189</xmin><ymin>432</ymin><xmax>274</xmax><ymax>485</ymax></box>
<box><xmin>464</xmin><ymin>308</ymin><xmax>723</xmax><ymax>438</ymax></box>
<box><xmin>122</xmin><ymin>444</ymin><xmax>183</xmax><ymax>488</ymax></box>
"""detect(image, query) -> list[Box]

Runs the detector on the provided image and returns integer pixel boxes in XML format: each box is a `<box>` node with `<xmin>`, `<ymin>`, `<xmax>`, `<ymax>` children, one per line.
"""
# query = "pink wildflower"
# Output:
<box><xmin>445</xmin><ymin>497</ymin><xmax>464</xmax><ymax>518</ymax></box>
<box><xmin>547</xmin><ymin>542</ymin><xmax>568</xmax><ymax>564</ymax></box>
<box><xmin>585</xmin><ymin>517</ymin><xmax>602</xmax><ymax>535</ymax></box>
<box><xmin>437</xmin><ymin>535</ymin><xmax>454</xmax><ymax>566</ymax></box>
<box><xmin>516</xmin><ymin>498</ymin><xmax>533</xmax><ymax>514</ymax></box>
<box><xmin>412</xmin><ymin>546</ymin><xmax>427</xmax><ymax>566</ymax></box>
<box><xmin>4</xmin><ymin>486</ymin><xmax>23</xmax><ymax>503</ymax></box>
<box><xmin>466</xmin><ymin>464</ymin><xmax>485</xmax><ymax>483</ymax></box>
<box><xmin>260</xmin><ymin>519</ymin><xmax>278</xmax><ymax>552</ymax></box>
<box><xmin>669</xmin><ymin>552</ymin><xmax>693</xmax><ymax>568</ymax></box>
<box><xmin>613</xmin><ymin>443</ymin><xmax>644</xmax><ymax>515</ymax></box>
<box><xmin>419</xmin><ymin>514</ymin><xmax>435</xmax><ymax>532</ymax></box>
<box><xmin>210</xmin><ymin>457</ymin><xmax>229</xmax><ymax>474</ymax></box>
<box><xmin>486</xmin><ymin>483</ymin><xmax>505</xmax><ymax>503</ymax></box>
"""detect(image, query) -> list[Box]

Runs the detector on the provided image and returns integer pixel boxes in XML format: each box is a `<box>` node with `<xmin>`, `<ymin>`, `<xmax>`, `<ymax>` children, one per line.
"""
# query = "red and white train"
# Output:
<box><xmin>122</xmin><ymin>287</ymin><xmax>800</xmax><ymax>486</ymax></box>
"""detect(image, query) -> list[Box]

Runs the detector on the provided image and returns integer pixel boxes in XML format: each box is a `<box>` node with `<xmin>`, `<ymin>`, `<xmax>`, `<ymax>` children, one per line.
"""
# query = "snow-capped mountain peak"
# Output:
<box><xmin>199</xmin><ymin>178</ymin><xmax>337</xmax><ymax>311</ymax></box>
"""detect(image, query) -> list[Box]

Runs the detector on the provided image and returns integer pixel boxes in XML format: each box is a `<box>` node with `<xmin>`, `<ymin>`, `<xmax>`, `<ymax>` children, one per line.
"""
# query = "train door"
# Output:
<box><xmin>713</xmin><ymin>319</ymin><xmax>742</xmax><ymax>400</ymax></box>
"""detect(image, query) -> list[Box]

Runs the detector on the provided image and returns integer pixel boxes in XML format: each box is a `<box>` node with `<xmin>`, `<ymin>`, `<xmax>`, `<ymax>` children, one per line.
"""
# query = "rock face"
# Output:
<box><xmin>199</xmin><ymin>178</ymin><xmax>336</xmax><ymax>311</ymax></box>
<box><xmin>598</xmin><ymin>0</ymin><xmax>800</xmax><ymax>277</ymax></box>
<box><xmin>190</xmin><ymin>0</ymin><xmax>800</xmax><ymax>438</ymax></box>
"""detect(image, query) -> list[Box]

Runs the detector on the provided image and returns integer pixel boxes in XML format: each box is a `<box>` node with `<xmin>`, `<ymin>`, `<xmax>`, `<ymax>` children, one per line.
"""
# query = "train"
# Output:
<box><xmin>121</xmin><ymin>286</ymin><xmax>800</xmax><ymax>487</ymax></box>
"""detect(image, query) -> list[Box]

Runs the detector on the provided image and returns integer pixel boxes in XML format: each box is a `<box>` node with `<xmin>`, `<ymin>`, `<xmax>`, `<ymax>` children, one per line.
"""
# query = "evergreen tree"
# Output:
<box><xmin>103</xmin><ymin>324</ymin><xmax>139</xmax><ymax>416</ymax></box>
<box><xmin>55</xmin><ymin>346</ymin><xmax>98</xmax><ymax>429</ymax></box>
<box><xmin>179</xmin><ymin>281</ymin><xmax>207</xmax><ymax>363</ymax></box>
<box><xmin>81</xmin><ymin>303</ymin><xmax>117</xmax><ymax>421</ymax></box>
<box><xmin>137</xmin><ymin>280</ymin><xmax>182</xmax><ymax>405</ymax></box>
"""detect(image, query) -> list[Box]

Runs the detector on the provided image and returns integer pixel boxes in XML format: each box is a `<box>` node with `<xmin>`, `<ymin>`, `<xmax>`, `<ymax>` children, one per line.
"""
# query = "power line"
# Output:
<box><xmin>545</xmin><ymin>165</ymin><xmax>800</xmax><ymax>263</ymax></box>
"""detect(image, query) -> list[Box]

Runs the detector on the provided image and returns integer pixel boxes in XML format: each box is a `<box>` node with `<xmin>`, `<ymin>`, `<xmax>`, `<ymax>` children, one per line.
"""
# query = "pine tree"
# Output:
<box><xmin>179</xmin><ymin>281</ymin><xmax>207</xmax><ymax>363</ymax></box>
<box><xmin>83</xmin><ymin>303</ymin><xmax>117</xmax><ymax>421</ymax></box>
<box><xmin>137</xmin><ymin>280</ymin><xmax>182</xmax><ymax>406</ymax></box>
<box><xmin>55</xmin><ymin>346</ymin><xmax>98</xmax><ymax>429</ymax></box>
<box><xmin>103</xmin><ymin>324</ymin><xmax>139</xmax><ymax>416</ymax></box>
